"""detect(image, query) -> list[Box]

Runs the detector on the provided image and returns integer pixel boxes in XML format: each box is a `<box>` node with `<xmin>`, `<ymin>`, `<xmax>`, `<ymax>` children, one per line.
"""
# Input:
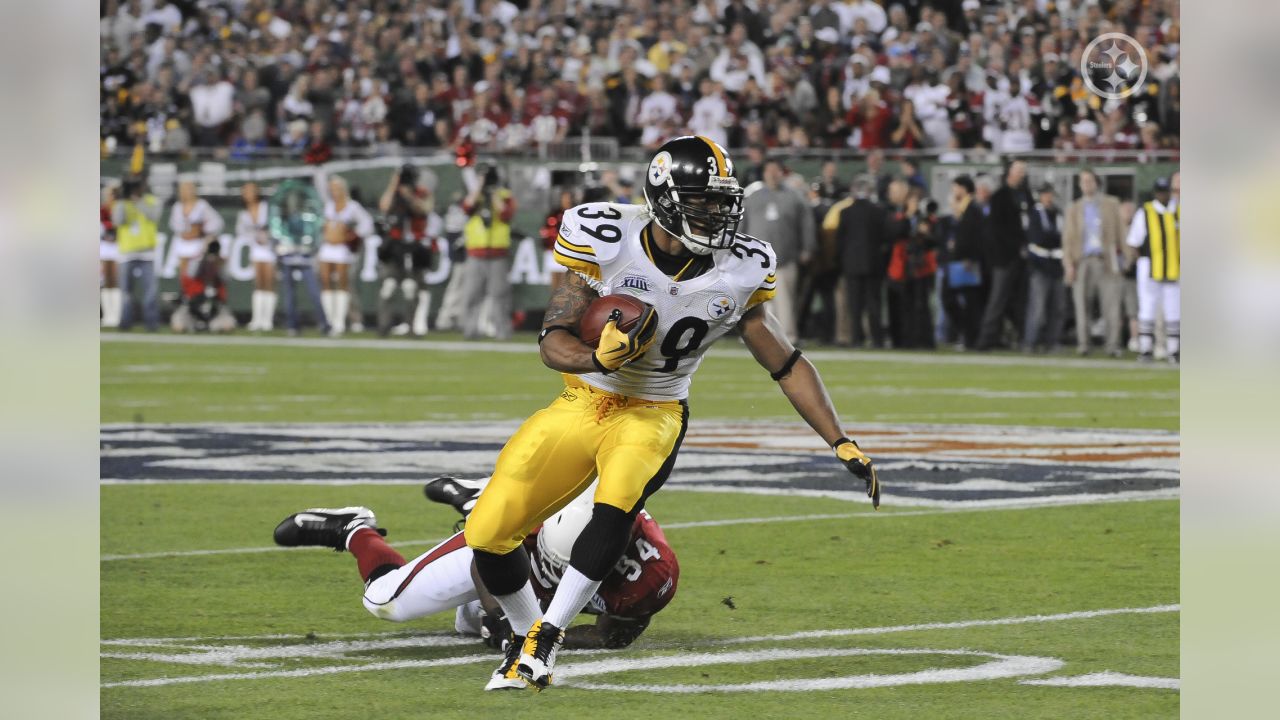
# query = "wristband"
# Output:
<box><xmin>538</xmin><ymin>325</ymin><xmax>575</xmax><ymax>344</ymax></box>
<box><xmin>770</xmin><ymin>348</ymin><xmax>803</xmax><ymax>381</ymax></box>
<box><xmin>591</xmin><ymin>353</ymin><xmax>614</xmax><ymax>375</ymax></box>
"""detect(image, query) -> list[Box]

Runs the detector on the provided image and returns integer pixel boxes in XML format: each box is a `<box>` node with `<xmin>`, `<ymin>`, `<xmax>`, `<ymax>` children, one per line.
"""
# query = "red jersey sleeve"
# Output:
<box><xmin>595</xmin><ymin>511</ymin><xmax>680</xmax><ymax>619</ymax></box>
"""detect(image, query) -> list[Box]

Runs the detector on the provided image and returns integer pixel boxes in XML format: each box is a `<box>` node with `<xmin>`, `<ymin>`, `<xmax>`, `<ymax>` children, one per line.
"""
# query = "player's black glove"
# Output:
<box><xmin>833</xmin><ymin>437</ymin><xmax>880</xmax><ymax>510</ymax></box>
<box><xmin>592</xmin><ymin>305</ymin><xmax>659</xmax><ymax>373</ymax></box>
<box><xmin>479</xmin><ymin>610</ymin><xmax>513</xmax><ymax>651</ymax></box>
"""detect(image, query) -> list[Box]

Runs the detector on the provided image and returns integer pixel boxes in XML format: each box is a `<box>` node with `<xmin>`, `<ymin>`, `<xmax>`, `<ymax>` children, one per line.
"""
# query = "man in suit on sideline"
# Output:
<box><xmin>1062</xmin><ymin>169</ymin><xmax>1125</xmax><ymax>356</ymax></box>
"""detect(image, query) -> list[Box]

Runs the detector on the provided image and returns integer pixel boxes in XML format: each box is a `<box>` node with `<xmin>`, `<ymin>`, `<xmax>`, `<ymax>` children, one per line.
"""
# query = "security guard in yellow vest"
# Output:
<box><xmin>1125</xmin><ymin>174</ymin><xmax>1180</xmax><ymax>363</ymax></box>
<box><xmin>460</xmin><ymin>164</ymin><xmax>517</xmax><ymax>340</ymax></box>
<box><xmin>111</xmin><ymin>177</ymin><xmax>162</xmax><ymax>331</ymax></box>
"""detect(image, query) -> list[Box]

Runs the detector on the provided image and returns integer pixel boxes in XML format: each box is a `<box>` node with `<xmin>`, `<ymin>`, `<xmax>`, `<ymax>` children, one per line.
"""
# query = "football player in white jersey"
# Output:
<box><xmin>462</xmin><ymin>136</ymin><xmax>881</xmax><ymax>691</ymax></box>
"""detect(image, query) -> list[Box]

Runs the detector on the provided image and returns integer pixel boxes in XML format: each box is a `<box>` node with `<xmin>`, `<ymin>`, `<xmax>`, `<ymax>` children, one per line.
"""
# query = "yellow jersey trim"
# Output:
<box><xmin>556</xmin><ymin>234</ymin><xmax>595</xmax><ymax>255</ymax></box>
<box><xmin>696</xmin><ymin>135</ymin><xmax>729</xmax><ymax>177</ymax></box>
<box><xmin>553</xmin><ymin>248</ymin><xmax>602</xmax><ymax>279</ymax></box>
<box><xmin>746</xmin><ymin>287</ymin><xmax>776</xmax><ymax>308</ymax></box>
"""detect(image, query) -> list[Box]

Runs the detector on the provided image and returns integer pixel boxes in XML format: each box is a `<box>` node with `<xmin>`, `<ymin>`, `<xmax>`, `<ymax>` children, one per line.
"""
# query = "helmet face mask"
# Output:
<box><xmin>644</xmin><ymin>136</ymin><xmax>744</xmax><ymax>256</ymax></box>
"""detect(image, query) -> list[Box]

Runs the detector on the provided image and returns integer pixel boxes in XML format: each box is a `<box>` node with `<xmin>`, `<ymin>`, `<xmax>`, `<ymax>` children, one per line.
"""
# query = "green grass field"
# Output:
<box><xmin>101</xmin><ymin>335</ymin><xmax>1179</xmax><ymax>718</ymax></box>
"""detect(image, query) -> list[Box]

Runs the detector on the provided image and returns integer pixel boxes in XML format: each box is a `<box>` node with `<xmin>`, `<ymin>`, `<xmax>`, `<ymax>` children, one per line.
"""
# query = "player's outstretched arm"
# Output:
<box><xmin>562</xmin><ymin>614</ymin><xmax>651</xmax><ymax>649</ymax></box>
<box><xmin>739</xmin><ymin>304</ymin><xmax>880</xmax><ymax>508</ymax></box>
<box><xmin>739</xmin><ymin>304</ymin><xmax>845</xmax><ymax>443</ymax></box>
<box><xmin>538</xmin><ymin>271</ymin><xmax>602</xmax><ymax>373</ymax></box>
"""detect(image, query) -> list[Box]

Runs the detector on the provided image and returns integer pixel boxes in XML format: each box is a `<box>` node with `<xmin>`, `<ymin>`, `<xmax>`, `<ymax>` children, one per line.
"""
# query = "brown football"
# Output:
<box><xmin>578</xmin><ymin>294</ymin><xmax>650</xmax><ymax>347</ymax></box>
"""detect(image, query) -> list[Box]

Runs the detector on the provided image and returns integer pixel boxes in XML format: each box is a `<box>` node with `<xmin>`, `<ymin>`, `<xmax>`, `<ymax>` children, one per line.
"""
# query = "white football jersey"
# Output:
<box><xmin>555</xmin><ymin>202</ymin><xmax>777</xmax><ymax>401</ymax></box>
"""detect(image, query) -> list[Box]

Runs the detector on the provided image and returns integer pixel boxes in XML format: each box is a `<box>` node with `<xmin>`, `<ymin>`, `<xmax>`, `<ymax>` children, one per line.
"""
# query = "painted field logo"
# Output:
<box><xmin>1080</xmin><ymin>33</ymin><xmax>1148</xmax><ymax>100</ymax></box>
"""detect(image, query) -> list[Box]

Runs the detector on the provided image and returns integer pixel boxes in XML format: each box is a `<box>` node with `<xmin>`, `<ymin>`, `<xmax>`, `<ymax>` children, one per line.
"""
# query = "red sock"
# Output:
<box><xmin>348</xmin><ymin>528</ymin><xmax>405</xmax><ymax>582</ymax></box>
<box><xmin>180</xmin><ymin>275</ymin><xmax>202</xmax><ymax>298</ymax></box>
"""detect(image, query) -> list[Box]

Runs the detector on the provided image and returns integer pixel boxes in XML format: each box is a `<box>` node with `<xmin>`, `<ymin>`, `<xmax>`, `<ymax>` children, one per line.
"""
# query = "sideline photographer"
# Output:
<box><xmin>376</xmin><ymin>164</ymin><xmax>438</xmax><ymax>336</ymax></box>
<box><xmin>460</xmin><ymin>163</ymin><xmax>516</xmax><ymax>340</ymax></box>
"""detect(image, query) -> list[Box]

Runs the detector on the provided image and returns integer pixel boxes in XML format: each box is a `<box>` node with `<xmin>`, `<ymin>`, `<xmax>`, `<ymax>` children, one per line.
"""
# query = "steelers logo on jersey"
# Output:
<box><xmin>707</xmin><ymin>294</ymin><xmax>736</xmax><ymax>320</ymax></box>
<box><xmin>648</xmin><ymin>151</ymin><xmax>672</xmax><ymax>185</ymax></box>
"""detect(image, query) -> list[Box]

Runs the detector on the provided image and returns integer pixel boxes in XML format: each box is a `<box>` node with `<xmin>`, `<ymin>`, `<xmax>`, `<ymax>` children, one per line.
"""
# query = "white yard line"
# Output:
<box><xmin>1021</xmin><ymin>671</ymin><xmax>1180</xmax><ymax>690</ymax></box>
<box><xmin>720</xmin><ymin>604</ymin><xmax>1180</xmax><ymax>644</ymax></box>
<box><xmin>100</xmin><ymin>493</ymin><xmax>1177</xmax><ymax>562</ymax></box>
<box><xmin>101</xmin><ymin>332</ymin><xmax>1175</xmax><ymax>371</ymax></box>
<box><xmin>101</xmin><ymin>604</ymin><xmax>1178</xmax><ymax>689</ymax></box>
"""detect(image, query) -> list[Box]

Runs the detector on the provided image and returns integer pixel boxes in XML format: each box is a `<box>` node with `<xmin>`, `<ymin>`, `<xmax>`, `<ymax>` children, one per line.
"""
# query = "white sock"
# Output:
<box><xmin>250</xmin><ymin>290</ymin><xmax>263</xmax><ymax>329</ymax></box>
<box><xmin>334</xmin><ymin>290</ymin><xmax>350</xmax><ymax>332</ymax></box>
<box><xmin>101</xmin><ymin>288</ymin><xmax>121</xmax><ymax>327</ymax></box>
<box><xmin>320</xmin><ymin>291</ymin><xmax>336</xmax><ymax>329</ymax></box>
<box><xmin>262</xmin><ymin>291</ymin><xmax>276</xmax><ymax>330</ymax></box>
<box><xmin>413</xmin><ymin>291</ymin><xmax>431</xmax><ymax>335</ymax></box>
<box><xmin>493</xmin><ymin>581</ymin><xmax>543</xmax><ymax>637</ymax></box>
<box><xmin>111</xmin><ymin>288</ymin><xmax>124</xmax><ymax>327</ymax></box>
<box><xmin>543</xmin><ymin>566</ymin><xmax>602</xmax><ymax>629</ymax></box>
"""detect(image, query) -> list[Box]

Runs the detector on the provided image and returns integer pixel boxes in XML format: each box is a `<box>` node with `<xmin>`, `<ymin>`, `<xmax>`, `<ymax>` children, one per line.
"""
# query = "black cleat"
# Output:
<box><xmin>273</xmin><ymin>507</ymin><xmax>385</xmax><ymax>551</ymax></box>
<box><xmin>423</xmin><ymin>476</ymin><xmax>487</xmax><ymax>519</ymax></box>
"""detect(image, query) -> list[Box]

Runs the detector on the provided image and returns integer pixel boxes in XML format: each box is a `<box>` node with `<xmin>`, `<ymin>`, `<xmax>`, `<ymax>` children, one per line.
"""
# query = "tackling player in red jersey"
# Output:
<box><xmin>273</xmin><ymin>478</ymin><xmax>677</xmax><ymax>659</ymax></box>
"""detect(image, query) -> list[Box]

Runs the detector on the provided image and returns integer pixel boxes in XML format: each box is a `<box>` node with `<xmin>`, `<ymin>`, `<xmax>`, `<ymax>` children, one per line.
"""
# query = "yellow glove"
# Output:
<box><xmin>834</xmin><ymin>437</ymin><xmax>880</xmax><ymax>509</ymax></box>
<box><xmin>592</xmin><ymin>306</ymin><xmax>658</xmax><ymax>373</ymax></box>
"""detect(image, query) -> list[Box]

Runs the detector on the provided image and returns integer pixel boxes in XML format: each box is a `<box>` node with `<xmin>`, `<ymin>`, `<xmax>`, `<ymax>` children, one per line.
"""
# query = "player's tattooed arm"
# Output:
<box><xmin>739</xmin><ymin>303</ymin><xmax>846</xmax><ymax>446</ymax></box>
<box><xmin>538</xmin><ymin>271</ymin><xmax>602</xmax><ymax>373</ymax></box>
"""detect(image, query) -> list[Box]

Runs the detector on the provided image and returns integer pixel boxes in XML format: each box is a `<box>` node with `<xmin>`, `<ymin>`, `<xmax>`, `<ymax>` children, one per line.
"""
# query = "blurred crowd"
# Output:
<box><xmin>726</xmin><ymin>152</ymin><xmax>1180</xmax><ymax>361</ymax></box>
<box><xmin>100</xmin><ymin>0</ymin><xmax>1180</xmax><ymax>160</ymax></box>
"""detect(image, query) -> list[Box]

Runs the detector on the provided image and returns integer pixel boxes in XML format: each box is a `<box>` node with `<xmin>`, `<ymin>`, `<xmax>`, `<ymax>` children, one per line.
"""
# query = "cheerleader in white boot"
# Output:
<box><xmin>238</xmin><ymin>182</ymin><xmax>276</xmax><ymax>331</ymax></box>
<box><xmin>320</xmin><ymin>176</ymin><xmax>373</xmax><ymax>336</ymax></box>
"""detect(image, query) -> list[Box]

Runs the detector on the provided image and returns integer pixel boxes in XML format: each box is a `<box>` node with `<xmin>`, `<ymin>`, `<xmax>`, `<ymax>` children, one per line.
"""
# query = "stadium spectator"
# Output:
<box><xmin>799</xmin><ymin>164</ymin><xmax>845</xmax><ymax>343</ymax></box>
<box><xmin>942</xmin><ymin>174</ymin><xmax>985</xmax><ymax>350</ymax></box>
<box><xmin>97</xmin><ymin>1</ymin><xmax>1180</xmax><ymax>157</ymax></box>
<box><xmin>741</xmin><ymin>159</ymin><xmax>816</xmax><ymax>343</ymax></box>
<box><xmin>113</xmin><ymin>176</ymin><xmax>161</xmax><ymax>332</ymax></box>
<box><xmin>976</xmin><ymin>160</ymin><xmax>1029</xmax><ymax>351</ymax></box>
<box><xmin>1063</xmin><ymin>169</ymin><xmax>1125</xmax><ymax>357</ymax></box>
<box><xmin>238</xmin><ymin>182</ymin><xmax>275</xmax><ymax>332</ymax></box>
<box><xmin>825</xmin><ymin>174</ymin><xmax>886</xmax><ymax>348</ymax></box>
<box><xmin>188</xmin><ymin>70</ymin><xmax>235</xmax><ymax>147</ymax></box>
<box><xmin>1022</xmin><ymin>182</ymin><xmax>1067</xmax><ymax>354</ymax></box>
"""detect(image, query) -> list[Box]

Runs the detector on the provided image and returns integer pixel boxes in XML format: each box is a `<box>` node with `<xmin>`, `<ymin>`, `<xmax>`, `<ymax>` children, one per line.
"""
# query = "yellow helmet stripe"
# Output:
<box><xmin>696</xmin><ymin>135</ymin><xmax>728</xmax><ymax>177</ymax></box>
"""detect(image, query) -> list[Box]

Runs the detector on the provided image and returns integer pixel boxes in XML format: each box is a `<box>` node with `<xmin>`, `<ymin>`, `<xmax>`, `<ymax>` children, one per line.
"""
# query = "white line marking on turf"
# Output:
<box><xmin>720</xmin><ymin>604</ymin><xmax>1180</xmax><ymax>645</ymax></box>
<box><xmin>102</xmin><ymin>604</ymin><xmax>1176</xmax><ymax>689</ymax></box>
<box><xmin>102</xmin><ymin>635</ymin><xmax>479</xmax><ymax>667</ymax></box>
<box><xmin>1020</xmin><ymin>671</ymin><xmax>1180</xmax><ymax>690</ymax></box>
<box><xmin>558</xmin><ymin>647</ymin><xmax>1064</xmax><ymax>693</ymax></box>
<box><xmin>100</xmin><ymin>332</ymin><xmax>1176</xmax><ymax>371</ymax></box>
<box><xmin>99</xmin><ymin>494</ymin><xmax>1177</xmax><ymax>562</ymax></box>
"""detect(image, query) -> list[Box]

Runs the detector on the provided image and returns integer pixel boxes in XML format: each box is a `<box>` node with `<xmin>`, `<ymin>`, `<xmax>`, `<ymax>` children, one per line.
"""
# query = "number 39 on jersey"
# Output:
<box><xmin>554</xmin><ymin>202</ymin><xmax>777</xmax><ymax>402</ymax></box>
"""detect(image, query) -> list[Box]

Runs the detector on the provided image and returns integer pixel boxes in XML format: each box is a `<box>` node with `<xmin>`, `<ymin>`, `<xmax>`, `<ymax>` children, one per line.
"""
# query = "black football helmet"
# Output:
<box><xmin>642</xmin><ymin>135</ymin><xmax>744</xmax><ymax>255</ymax></box>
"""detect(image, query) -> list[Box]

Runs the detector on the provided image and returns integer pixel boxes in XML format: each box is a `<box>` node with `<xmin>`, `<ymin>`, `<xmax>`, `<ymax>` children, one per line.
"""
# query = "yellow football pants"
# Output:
<box><xmin>464</xmin><ymin>375</ymin><xmax>688</xmax><ymax>555</ymax></box>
